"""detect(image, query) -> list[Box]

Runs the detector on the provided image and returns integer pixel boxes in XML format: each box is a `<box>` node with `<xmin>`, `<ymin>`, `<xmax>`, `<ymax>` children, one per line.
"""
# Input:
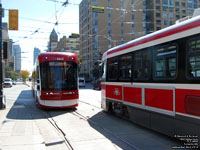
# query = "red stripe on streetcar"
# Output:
<box><xmin>124</xmin><ymin>87</ymin><xmax>142</xmax><ymax>105</ymax></box>
<box><xmin>40</xmin><ymin>90</ymin><xmax>79</xmax><ymax>100</ymax></box>
<box><xmin>106</xmin><ymin>85</ymin><xmax>122</xmax><ymax>101</ymax></box>
<box><xmin>107</xmin><ymin>19</ymin><xmax>200</xmax><ymax>56</ymax></box>
<box><xmin>145</xmin><ymin>88</ymin><xmax>173</xmax><ymax>111</ymax></box>
<box><xmin>176</xmin><ymin>89</ymin><xmax>200</xmax><ymax>117</ymax></box>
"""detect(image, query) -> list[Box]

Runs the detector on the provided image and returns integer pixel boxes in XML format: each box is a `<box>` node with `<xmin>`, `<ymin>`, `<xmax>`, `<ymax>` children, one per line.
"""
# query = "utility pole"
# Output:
<box><xmin>0</xmin><ymin>0</ymin><xmax>3</xmax><ymax>109</ymax></box>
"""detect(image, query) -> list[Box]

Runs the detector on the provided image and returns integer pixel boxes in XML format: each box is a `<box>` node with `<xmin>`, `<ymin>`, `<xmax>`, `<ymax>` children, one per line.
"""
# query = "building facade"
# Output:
<box><xmin>33</xmin><ymin>47</ymin><xmax>41</xmax><ymax>65</ymax></box>
<box><xmin>79</xmin><ymin>0</ymin><xmax>133</xmax><ymax>80</ymax></box>
<box><xmin>57</xmin><ymin>34</ymin><xmax>80</xmax><ymax>55</ymax></box>
<box><xmin>48</xmin><ymin>29</ymin><xmax>58</xmax><ymax>52</ymax></box>
<box><xmin>12</xmin><ymin>45</ymin><xmax>21</xmax><ymax>72</ymax></box>
<box><xmin>132</xmin><ymin>0</ymin><xmax>200</xmax><ymax>39</ymax></box>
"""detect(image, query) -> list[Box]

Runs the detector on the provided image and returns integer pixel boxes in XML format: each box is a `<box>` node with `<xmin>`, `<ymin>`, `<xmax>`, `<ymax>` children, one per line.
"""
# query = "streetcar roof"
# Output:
<box><xmin>103</xmin><ymin>14</ymin><xmax>200</xmax><ymax>60</ymax></box>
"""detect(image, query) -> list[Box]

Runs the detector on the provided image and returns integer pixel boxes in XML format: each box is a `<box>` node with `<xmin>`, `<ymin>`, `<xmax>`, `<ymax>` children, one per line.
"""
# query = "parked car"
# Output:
<box><xmin>12</xmin><ymin>80</ymin><xmax>16</xmax><ymax>85</ymax></box>
<box><xmin>79</xmin><ymin>77</ymin><xmax>85</xmax><ymax>87</ymax></box>
<box><xmin>3</xmin><ymin>78</ymin><xmax>12</xmax><ymax>87</ymax></box>
<box><xmin>92</xmin><ymin>78</ymin><xmax>102</xmax><ymax>90</ymax></box>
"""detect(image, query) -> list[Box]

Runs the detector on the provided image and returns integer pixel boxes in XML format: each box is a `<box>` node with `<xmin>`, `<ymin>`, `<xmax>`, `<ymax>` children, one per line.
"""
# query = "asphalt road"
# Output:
<box><xmin>1</xmin><ymin>83</ymin><xmax>187</xmax><ymax>150</ymax></box>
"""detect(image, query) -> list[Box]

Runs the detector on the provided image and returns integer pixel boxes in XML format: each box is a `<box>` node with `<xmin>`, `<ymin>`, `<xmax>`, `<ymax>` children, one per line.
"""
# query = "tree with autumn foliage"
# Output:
<box><xmin>19</xmin><ymin>70</ymin><xmax>30</xmax><ymax>83</ymax></box>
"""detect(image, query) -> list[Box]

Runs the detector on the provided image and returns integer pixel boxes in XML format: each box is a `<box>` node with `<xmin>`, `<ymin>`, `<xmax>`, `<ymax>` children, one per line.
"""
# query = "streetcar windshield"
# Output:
<box><xmin>40</xmin><ymin>61</ymin><xmax>77</xmax><ymax>91</ymax></box>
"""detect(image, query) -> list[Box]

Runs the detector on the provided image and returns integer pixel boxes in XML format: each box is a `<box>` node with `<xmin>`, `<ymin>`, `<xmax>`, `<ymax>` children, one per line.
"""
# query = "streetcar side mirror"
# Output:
<box><xmin>37</xmin><ymin>79</ymin><xmax>40</xmax><ymax>84</ymax></box>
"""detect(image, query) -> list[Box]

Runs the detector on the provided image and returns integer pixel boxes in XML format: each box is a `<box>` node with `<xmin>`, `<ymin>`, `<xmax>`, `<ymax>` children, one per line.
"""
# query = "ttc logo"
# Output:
<box><xmin>114</xmin><ymin>88</ymin><xmax>120</xmax><ymax>96</ymax></box>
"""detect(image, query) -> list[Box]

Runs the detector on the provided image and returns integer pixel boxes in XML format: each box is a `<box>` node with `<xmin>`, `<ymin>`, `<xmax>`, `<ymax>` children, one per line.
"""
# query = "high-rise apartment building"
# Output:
<box><xmin>79</xmin><ymin>0</ymin><xmax>133</xmax><ymax>80</ymax></box>
<box><xmin>33</xmin><ymin>48</ymin><xmax>41</xmax><ymax>65</ymax></box>
<box><xmin>57</xmin><ymin>34</ymin><xmax>80</xmax><ymax>55</ymax></box>
<box><xmin>12</xmin><ymin>45</ymin><xmax>21</xmax><ymax>72</ymax></box>
<box><xmin>132</xmin><ymin>0</ymin><xmax>200</xmax><ymax>39</ymax></box>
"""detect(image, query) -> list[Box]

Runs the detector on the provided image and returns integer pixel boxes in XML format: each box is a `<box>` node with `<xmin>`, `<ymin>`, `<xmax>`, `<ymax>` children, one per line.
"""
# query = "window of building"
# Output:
<box><xmin>175</xmin><ymin>1</ymin><xmax>179</xmax><ymax>7</ymax></box>
<box><xmin>182</xmin><ymin>2</ymin><xmax>186</xmax><ymax>8</ymax></box>
<box><xmin>169</xmin><ymin>0</ymin><xmax>174</xmax><ymax>7</ymax></box>
<box><xmin>156</xmin><ymin>27</ymin><xmax>161</xmax><ymax>30</ymax></box>
<box><xmin>156</xmin><ymin>13</ymin><xmax>161</xmax><ymax>18</ymax></box>
<box><xmin>169</xmin><ymin>13</ymin><xmax>174</xmax><ymax>19</ymax></box>
<box><xmin>163</xmin><ymin>6</ymin><xmax>168</xmax><ymax>11</ymax></box>
<box><xmin>108</xmin><ymin>28</ymin><xmax>112</xmax><ymax>34</ymax></box>
<box><xmin>108</xmin><ymin>13</ymin><xmax>112</xmax><ymax>18</ymax></box>
<box><xmin>170</xmin><ymin>21</ymin><xmax>174</xmax><ymax>25</ymax></box>
<box><xmin>108</xmin><ymin>20</ymin><xmax>111</xmax><ymax>26</ymax></box>
<box><xmin>164</xmin><ymin>20</ymin><xmax>168</xmax><ymax>26</ymax></box>
<box><xmin>121</xmin><ymin>22</ymin><xmax>124</xmax><ymax>27</ymax></box>
<box><xmin>182</xmin><ymin>9</ymin><xmax>186</xmax><ymax>15</ymax></box>
<box><xmin>132</xmin><ymin>14</ymin><xmax>135</xmax><ymax>20</ymax></box>
<box><xmin>187</xmin><ymin>38</ymin><xmax>200</xmax><ymax>79</ymax></box>
<box><xmin>176</xmin><ymin>15</ymin><xmax>180</xmax><ymax>20</ymax></box>
<box><xmin>163</xmin><ymin>13</ymin><xmax>168</xmax><ymax>19</ymax></box>
<box><xmin>133</xmin><ymin>49</ymin><xmax>151</xmax><ymax>80</ymax></box>
<box><xmin>156</xmin><ymin>19</ymin><xmax>161</xmax><ymax>25</ymax></box>
<box><xmin>119</xmin><ymin>54</ymin><xmax>132</xmax><ymax>81</ymax></box>
<box><xmin>121</xmin><ymin>37</ymin><xmax>124</xmax><ymax>44</ymax></box>
<box><xmin>162</xmin><ymin>0</ymin><xmax>168</xmax><ymax>6</ymax></box>
<box><xmin>156</xmin><ymin>7</ymin><xmax>160</xmax><ymax>12</ymax></box>
<box><xmin>156</xmin><ymin>0</ymin><xmax>160</xmax><ymax>4</ymax></box>
<box><xmin>169</xmin><ymin>7</ymin><xmax>174</xmax><ymax>12</ymax></box>
<box><xmin>154</xmin><ymin>44</ymin><xmax>178</xmax><ymax>79</ymax></box>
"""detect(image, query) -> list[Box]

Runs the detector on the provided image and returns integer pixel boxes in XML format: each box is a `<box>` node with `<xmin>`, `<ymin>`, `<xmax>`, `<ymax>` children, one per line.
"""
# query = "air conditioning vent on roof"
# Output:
<box><xmin>176</xmin><ymin>16</ymin><xmax>192</xmax><ymax>24</ymax></box>
<box><xmin>176</xmin><ymin>8</ymin><xmax>200</xmax><ymax>24</ymax></box>
<box><xmin>193</xmin><ymin>8</ymin><xmax>200</xmax><ymax>17</ymax></box>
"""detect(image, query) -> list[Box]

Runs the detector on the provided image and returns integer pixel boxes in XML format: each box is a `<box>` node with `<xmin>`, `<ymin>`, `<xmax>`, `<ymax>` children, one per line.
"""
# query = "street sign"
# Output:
<box><xmin>92</xmin><ymin>6</ymin><xmax>104</xmax><ymax>13</ymax></box>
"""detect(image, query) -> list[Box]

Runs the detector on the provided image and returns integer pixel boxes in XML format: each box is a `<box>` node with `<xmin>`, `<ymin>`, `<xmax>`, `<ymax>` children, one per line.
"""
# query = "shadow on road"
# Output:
<box><xmin>88</xmin><ymin>111</ymin><xmax>184</xmax><ymax>150</ymax></box>
<box><xmin>6</xmin><ymin>89</ymin><xmax>76</xmax><ymax>120</ymax></box>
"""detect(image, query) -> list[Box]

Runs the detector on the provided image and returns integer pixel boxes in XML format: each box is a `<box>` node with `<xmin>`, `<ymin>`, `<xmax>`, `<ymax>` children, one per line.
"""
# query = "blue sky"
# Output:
<box><xmin>2</xmin><ymin>0</ymin><xmax>81</xmax><ymax>71</ymax></box>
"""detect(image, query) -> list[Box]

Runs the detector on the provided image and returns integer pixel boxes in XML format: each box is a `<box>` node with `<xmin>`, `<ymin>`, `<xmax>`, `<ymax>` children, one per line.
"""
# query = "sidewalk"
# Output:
<box><xmin>0</xmin><ymin>84</ymin><xmax>46</xmax><ymax>150</ymax></box>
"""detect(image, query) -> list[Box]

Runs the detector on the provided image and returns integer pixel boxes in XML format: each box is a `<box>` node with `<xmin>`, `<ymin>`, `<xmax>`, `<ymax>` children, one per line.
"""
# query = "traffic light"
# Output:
<box><xmin>79</xmin><ymin>58</ymin><xmax>82</xmax><ymax>65</ymax></box>
<box><xmin>3</xmin><ymin>42</ymin><xmax>7</xmax><ymax>59</ymax></box>
<box><xmin>9</xmin><ymin>9</ymin><xmax>18</xmax><ymax>30</ymax></box>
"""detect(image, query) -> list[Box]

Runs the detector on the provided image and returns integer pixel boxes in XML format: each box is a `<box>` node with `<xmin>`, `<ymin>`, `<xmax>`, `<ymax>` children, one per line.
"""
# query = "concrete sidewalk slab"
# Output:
<box><xmin>0</xmin><ymin>135</ymin><xmax>45</xmax><ymax>150</ymax></box>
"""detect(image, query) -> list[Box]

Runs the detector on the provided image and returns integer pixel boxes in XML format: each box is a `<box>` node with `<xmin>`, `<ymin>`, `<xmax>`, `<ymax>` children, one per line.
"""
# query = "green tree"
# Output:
<box><xmin>11</xmin><ymin>71</ymin><xmax>19</xmax><ymax>80</ymax></box>
<box><xmin>5</xmin><ymin>65</ymin><xmax>12</xmax><ymax>78</ymax></box>
<box><xmin>19</xmin><ymin>70</ymin><xmax>30</xmax><ymax>83</ymax></box>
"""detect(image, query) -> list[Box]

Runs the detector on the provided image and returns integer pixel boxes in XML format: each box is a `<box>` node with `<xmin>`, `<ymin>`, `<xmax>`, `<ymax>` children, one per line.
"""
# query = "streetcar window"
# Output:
<box><xmin>119</xmin><ymin>54</ymin><xmax>132</xmax><ymax>81</ymax></box>
<box><xmin>187</xmin><ymin>38</ymin><xmax>200</xmax><ymax>79</ymax></box>
<box><xmin>102</xmin><ymin>60</ymin><xmax>106</xmax><ymax>81</ymax></box>
<box><xmin>154</xmin><ymin>44</ymin><xmax>177</xmax><ymax>79</ymax></box>
<box><xmin>133</xmin><ymin>50</ymin><xmax>151</xmax><ymax>80</ymax></box>
<box><xmin>40</xmin><ymin>61</ymin><xmax>77</xmax><ymax>91</ymax></box>
<box><xmin>107</xmin><ymin>57</ymin><xmax>119</xmax><ymax>81</ymax></box>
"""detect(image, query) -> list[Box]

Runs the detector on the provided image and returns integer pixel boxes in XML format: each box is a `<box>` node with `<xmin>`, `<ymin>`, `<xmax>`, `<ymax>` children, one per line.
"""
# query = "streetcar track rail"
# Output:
<box><xmin>20</xmin><ymin>102</ymin><xmax>74</xmax><ymax>150</ymax></box>
<box><xmin>19</xmin><ymin>99</ymin><xmax>180</xmax><ymax>150</ymax></box>
<box><xmin>43</xmin><ymin>111</ymin><xmax>74</xmax><ymax>150</ymax></box>
<box><xmin>71</xmin><ymin>110</ymin><xmax>140</xmax><ymax>150</ymax></box>
<box><xmin>79</xmin><ymin>100</ymin><xmax>101</xmax><ymax>109</ymax></box>
<box><xmin>73</xmin><ymin>102</ymin><xmax>179</xmax><ymax>150</ymax></box>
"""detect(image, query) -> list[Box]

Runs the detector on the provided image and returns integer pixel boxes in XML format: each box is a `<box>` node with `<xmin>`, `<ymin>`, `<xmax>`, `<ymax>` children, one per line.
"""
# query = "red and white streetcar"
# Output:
<box><xmin>101</xmin><ymin>10</ymin><xmax>200</xmax><ymax>143</ymax></box>
<box><xmin>32</xmin><ymin>52</ymin><xmax>78</xmax><ymax>109</ymax></box>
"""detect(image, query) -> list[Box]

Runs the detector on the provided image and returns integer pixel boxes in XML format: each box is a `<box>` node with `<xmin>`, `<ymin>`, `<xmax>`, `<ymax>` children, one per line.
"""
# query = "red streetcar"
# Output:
<box><xmin>32</xmin><ymin>52</ymin><xmax>78</xmax><ymax>109</ymax></box>
<box><xmin>101</xmin><ymin>10</ymin><xmax>200</xmax><ymax>142</ymax></box>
